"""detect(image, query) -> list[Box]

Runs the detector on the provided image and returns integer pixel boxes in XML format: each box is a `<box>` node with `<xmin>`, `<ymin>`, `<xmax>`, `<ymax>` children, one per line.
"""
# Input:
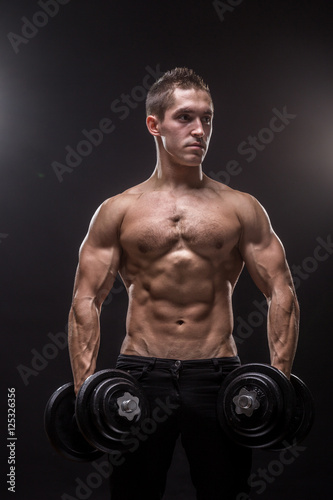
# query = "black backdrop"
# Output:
<box><xmin>1</xmin><ymin>1</ymin><xmax>333</xmax><ymax>499</ymax></box>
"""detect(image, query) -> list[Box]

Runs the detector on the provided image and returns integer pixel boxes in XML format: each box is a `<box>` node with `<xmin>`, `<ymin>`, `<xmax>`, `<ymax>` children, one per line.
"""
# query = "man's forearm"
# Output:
<box><xmin>267</xmin><ymin>287</ymin><xmax>300</xmax><ymax>379</ymax></box>
<box><xmin>68</xmin><ymin>298</ymin><xmax>101</xmax><ymax>394</ymax></box>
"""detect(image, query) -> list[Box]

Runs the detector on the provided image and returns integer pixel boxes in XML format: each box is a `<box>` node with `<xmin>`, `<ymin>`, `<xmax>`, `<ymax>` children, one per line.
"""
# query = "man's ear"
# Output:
<box><xmin>146</xmin><ymin>115</ymin><xmax>161</xmax><ymax>137</ymax></box>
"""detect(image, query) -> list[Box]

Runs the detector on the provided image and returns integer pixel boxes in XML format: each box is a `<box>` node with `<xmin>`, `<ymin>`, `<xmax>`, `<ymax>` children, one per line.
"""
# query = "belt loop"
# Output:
<box><xmin>212</xmin><ymin>358</ymin><xmax>221</xmax><ymax>372</ymax></box>
<box><xmin>144</xmin><ymin>358</ymin><xmax>156</xmax><ymax>374</ymax></box>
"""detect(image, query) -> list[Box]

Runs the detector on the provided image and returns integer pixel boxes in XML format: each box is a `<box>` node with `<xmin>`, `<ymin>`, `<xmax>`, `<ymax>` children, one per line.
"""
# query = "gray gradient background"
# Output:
<box><xmin>1</xmin><ymin>1</ymin><xmax>332</xmax><ymax>498</ymax></box>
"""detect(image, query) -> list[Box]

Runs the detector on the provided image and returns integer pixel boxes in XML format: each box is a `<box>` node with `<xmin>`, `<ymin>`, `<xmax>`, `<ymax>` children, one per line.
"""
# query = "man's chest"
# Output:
<box><xmin>120</xmin><ymin>194</ymin><xmax>241</xmax><ymax>257</ymax></box>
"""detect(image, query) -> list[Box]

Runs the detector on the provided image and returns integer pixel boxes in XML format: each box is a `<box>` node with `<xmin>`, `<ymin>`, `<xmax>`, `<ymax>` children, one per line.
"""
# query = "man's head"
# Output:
<box><xmin>146</xmin><ymin>67</ymin><xmax>213</xmax><ymax>121</ymax></box>
<box><xmin>146</xmin><ymin>68</ymin><xmax>214</xmax><ymax>168</ymax></box>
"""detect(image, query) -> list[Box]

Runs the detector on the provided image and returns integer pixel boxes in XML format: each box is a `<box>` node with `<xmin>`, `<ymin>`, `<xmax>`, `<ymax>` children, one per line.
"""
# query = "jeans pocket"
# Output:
<box><xmin>115</xmin><ymin>363</ymin><xmax>146</xmax><ymax>381</ymax></box>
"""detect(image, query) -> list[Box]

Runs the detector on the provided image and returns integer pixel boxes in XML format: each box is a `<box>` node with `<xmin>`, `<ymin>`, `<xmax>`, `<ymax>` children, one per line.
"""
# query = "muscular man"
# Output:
<box><xmin>68</xmin><ymin>68</ymin><xmax>299</xmax><ymax>499</ymax></box>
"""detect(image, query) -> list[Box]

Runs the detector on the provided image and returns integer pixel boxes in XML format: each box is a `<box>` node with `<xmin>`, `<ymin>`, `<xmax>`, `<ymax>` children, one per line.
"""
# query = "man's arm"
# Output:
<box><xmin>238</xmin><ymin>194</ymin><xmax>299</xmax><ymax>378</ymax></box>
<box><xmin>68</xmin><ymin>199</ymin><xmax>122</xmax><ymax>394</ymax></box>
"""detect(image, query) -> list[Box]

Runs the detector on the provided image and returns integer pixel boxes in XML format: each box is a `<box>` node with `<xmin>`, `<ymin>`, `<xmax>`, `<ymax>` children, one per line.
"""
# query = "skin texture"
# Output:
<box><xmin>68</xmin><ymin>88</ymin><xmax>299</xmax><ymax>394</ymax></box>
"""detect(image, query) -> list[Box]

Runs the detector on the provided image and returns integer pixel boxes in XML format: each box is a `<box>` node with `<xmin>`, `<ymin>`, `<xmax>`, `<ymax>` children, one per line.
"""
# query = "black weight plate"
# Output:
<box><xmin>76</xmin><ymin>369</ymin><xmax>149</xmax><ymax>454</ymax></box>
<box><xmin>269</xmin><ymin>374</ymin><xmax>315</xmax><ymax>450</ymax></box>
<box><xmin>101</xmin><ymin>380</ymin><xmax>148</xmax><ymax>433</ymax></box>
<box><xmin>218</xmin><ymin>363</ymin><xmax>295</xmax><ymax>448</ymax></box>
<box><xmin>44</xmin><ymin>383</ymin><xmax>103</xmax><ymax>462</ymax></box>
<box><xmin>91</xmin><ymin>379</ymin><xmax>142</xmax><ymax>436</ymax></box>
<box><xmin>220</xmin><ymin>373</ymin><xmax>284</xmax><ymax>447</ymax></box>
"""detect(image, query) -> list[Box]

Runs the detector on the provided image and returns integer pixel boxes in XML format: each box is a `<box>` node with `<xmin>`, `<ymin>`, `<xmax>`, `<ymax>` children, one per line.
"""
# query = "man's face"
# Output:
<box><xmin>156</xmin><ymin>87</ymin><xmax>214</xmax><ymax>167</ymax></box>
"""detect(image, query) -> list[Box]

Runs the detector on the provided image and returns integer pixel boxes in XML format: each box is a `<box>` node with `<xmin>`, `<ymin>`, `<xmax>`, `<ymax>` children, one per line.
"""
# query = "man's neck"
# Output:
<box><xmin>149</xmin><ymin>157</ymin><xmax>205</xmax><ymax>191</ymax></box>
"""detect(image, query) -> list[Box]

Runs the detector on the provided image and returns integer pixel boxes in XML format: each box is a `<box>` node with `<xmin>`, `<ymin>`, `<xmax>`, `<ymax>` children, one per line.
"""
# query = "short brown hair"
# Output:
<box><xmin>146</xmin><ymin>67</ymin><xmax>212</xmax><ymax>120</ymax></box>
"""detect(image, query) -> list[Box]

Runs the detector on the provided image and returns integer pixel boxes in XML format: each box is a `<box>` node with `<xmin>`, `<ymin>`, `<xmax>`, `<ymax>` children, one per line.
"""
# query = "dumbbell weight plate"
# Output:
<box><xmin>217</xmin><ymin>364</ymin><xmax>295</xmax><ymax>449</ymax></box>
<box><xmin>76</xmin><ymin>369</ymin><xmax>149</xmax><ymax>454</ymax></box>
<box><xmin>89</xmin><ymin>378</ymin><xmax>143</xmax><ymax>444</ymax></box>
<box><xmin>269</xmin><ymin>374</ymin><xmax>315</xmax><ymax>450</ymax></box>
<box><xmin>44</xmin><ymin>383</ymin><xmax>103</xmax><ymax>462</ymax></box>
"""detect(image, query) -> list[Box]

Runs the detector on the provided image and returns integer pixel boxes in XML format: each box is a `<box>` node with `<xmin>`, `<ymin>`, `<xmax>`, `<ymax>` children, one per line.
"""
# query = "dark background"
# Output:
<box><xmin>1</xmin><ymin>0</ymin><xmax>332</xmax><ymax>498</ymax></box>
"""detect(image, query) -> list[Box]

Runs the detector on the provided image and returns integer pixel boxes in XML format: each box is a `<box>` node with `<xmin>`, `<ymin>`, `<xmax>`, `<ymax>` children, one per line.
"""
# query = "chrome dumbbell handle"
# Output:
<box><xmin>232</xmin><ymin>388</ymin><xmax>260</xmax><ymax>417</ymax></box>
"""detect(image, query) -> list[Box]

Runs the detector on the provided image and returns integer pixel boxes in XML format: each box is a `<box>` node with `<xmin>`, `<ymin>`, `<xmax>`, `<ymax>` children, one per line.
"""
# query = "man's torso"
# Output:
<box><xmin>107</xmin><ymin>177</ymin><xmax>247</xmax><ymax>359</ymax></box>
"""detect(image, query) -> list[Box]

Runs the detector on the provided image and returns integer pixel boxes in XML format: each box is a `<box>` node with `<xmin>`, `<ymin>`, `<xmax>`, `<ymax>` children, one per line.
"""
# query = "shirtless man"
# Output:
<box><xmin>68</xmin><ymin>68</ymin><xmax>299</xmax><ymax>499</ymax></box>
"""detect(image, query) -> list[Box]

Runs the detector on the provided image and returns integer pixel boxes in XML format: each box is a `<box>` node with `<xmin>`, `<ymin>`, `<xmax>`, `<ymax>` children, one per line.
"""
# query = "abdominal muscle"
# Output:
<box><xmin>119</xmin><ymin>248</ymin><xmax>239</xmax><ymax>360</ymax></box>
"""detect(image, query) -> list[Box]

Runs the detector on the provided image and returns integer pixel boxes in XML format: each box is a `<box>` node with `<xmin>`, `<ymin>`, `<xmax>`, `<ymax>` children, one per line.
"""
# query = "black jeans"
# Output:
<box><xmin>109</xmin><ymin>354</ymin><xmax>252</xmax><ymax>500</ymax></box>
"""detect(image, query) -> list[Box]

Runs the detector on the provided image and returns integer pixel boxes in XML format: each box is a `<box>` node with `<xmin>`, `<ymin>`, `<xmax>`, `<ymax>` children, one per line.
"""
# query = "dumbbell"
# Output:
<box><xmin>44</xmin><ymin>369</ymin><xmax>149</xmax><ymax>462</ymax></box>
<box><xmin>217</xmin><ymin>363</ymin><xmax>314</xmax><ymax>450</ymax></box>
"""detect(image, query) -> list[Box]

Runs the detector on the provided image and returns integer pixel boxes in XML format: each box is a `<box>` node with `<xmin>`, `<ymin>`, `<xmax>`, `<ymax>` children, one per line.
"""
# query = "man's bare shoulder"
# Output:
<box><xmin>205</xmin><ymin>176</ymin><xmax>258</xmax><ymax>211</ymax></box>
<box><xmin>91</xmin><ymin>181</ymin><xmax>150</xmax><ymax>226</ymax></box>
<box><xmin>204</xmin><ymin>177</ymin><xmax>272</xmax><ymax>236</ymax></box>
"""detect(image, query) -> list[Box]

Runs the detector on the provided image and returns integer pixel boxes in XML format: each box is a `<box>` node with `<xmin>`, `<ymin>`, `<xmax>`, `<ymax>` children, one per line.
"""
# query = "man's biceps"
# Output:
<box><xmin>79</xmin><ymin>241</ymin><xmax>117</xmax><ymax>269</ymax></box>
<box><xmin>241</xmin><ymin>239</ymin><xmax>273</xmax><ymax>264</ymax></box>
<box><xmin>245</xmin><ymin>243</ymin><xmax>286</xmax><ymax>280</ymax></box>
<box><xmin>258</xmin><ymin>233</ymin><xmax>287</xmax><ymax>262</ymax></box>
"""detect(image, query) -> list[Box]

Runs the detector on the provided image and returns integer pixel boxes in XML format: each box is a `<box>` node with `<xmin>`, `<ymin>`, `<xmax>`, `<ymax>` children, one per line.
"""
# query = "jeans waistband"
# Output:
<box><xmin>117</xmin><ymin>354</ymin><xmax>241</xmax><ymax>370</ymax></box>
